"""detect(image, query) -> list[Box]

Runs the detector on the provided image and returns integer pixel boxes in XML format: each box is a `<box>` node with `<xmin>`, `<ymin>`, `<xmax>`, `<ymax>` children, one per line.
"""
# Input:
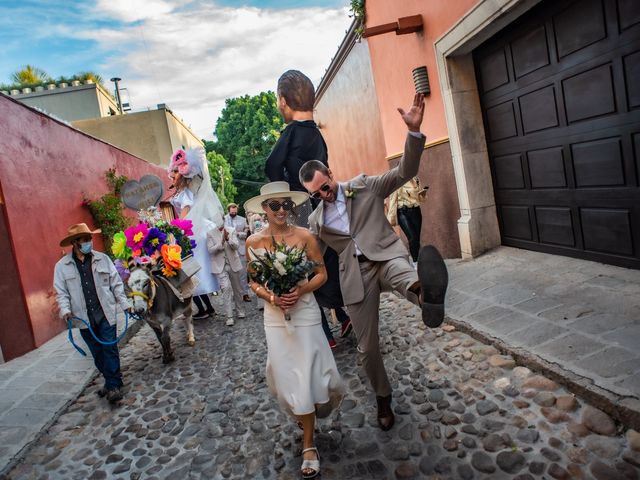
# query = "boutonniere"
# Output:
<box><xmin>345</xmin><ymin>189</ymin><xmax>356</xmax><ymax>199</ymax></box>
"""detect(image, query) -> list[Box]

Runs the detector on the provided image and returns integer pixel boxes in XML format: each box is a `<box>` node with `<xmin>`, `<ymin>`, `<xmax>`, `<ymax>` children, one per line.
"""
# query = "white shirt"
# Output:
<box><xmin>324</xmin><ymin>185</ymin><xmax>362</xmax><ymax>255</ymax></box>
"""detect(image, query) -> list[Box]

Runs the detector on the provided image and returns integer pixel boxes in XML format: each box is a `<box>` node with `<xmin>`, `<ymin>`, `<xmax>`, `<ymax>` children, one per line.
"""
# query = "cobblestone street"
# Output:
<box><xmin>5</xmin><ymin>294</ymin><xmax>640</xmax><ymax>480</ymax></box>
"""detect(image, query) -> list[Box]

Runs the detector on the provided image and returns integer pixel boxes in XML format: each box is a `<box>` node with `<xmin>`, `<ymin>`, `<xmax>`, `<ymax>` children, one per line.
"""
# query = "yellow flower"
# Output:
<box><xmin>161</xmin><ymin>244</ymin><xmax>182</xmax><ymax>270</ymax></box>
<box><xmin>111</xmin><ymin>232</ymin><xmax>132</xmax><ymax>260</ymax></box>
<box><xmin>162</xmin><ymin>265</ymin><xmax>177</xmax><ymax>277</ymax></box>
<box><xmin>133</xmin><ymin>231</ymin><xmax>145</xmax><ymax>243</ymax></box>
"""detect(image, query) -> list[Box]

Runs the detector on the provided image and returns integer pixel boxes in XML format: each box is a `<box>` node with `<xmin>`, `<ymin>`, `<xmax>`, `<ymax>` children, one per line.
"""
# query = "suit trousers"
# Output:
<box><xmin>218</xmin><ymin>264</ymin><xmax>245</xmax><ymax>319</ymax></box>
<box><xmin>346</xmin><ymin>256</ymin><xmax>419</xmax><ymax>397</ymax></box>
<box><xmin>238</xmin><ymin>253</ymin><xmax>249</xmax><ymax>295</ymax></box>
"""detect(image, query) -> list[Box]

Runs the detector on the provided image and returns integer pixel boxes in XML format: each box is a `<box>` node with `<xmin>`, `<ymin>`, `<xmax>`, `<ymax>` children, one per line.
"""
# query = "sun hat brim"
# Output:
<box><xmin>244</xmin><ymin>191</ymin><xmax>309</xmax><ymax>214</ymax></box>
<box><xmin>60</xmin><ymin>229</ymin><xmax>101</xmax><ymax>247</ymax></box>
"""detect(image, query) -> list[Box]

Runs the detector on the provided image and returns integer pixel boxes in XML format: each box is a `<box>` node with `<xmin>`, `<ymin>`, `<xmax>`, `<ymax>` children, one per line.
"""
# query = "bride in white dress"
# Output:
<box><xmin>244</xmin><ymin>182</ymin><xmax>343</xmax><ymax>479</ymax></box>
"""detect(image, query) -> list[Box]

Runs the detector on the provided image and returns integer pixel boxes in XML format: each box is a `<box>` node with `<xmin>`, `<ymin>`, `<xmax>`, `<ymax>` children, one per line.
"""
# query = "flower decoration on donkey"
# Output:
<box><xmin>112</xmin><ymin>208</ymin><xmax>197</xmax><ymax>281</ymax></box>
<box><xmin>248</xmin><ymin>239</ymin><xmax>319</xmax><ymax>322</ymax></box>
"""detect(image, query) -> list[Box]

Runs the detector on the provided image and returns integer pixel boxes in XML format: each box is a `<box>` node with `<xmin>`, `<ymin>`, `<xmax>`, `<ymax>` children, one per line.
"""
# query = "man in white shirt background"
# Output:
<box><xmin>224</xmin><ymin>203</ymin><xmax>251</xmax><ymax>302</ymax></box>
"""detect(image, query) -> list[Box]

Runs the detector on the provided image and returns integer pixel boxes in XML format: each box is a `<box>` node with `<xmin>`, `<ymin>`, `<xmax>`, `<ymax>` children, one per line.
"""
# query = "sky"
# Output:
<box><xmin>0</xmin><ymin>0</ymin><xmax>352</xmax><ymax>139</ymax></box>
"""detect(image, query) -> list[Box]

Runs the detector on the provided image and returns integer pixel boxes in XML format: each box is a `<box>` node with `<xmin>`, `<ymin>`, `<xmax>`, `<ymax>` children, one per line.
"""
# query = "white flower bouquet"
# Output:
<box><xmin>248</xmin><ymin>240</ymin><xmax>319</xmax><ymax>321</ymax></box>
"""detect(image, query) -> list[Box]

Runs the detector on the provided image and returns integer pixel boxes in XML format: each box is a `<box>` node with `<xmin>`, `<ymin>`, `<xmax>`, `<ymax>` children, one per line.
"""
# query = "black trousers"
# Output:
<box><xmin>398</xmin><ymin>206</ymin><xmax>422</xmax><ymax>262</ymax></box>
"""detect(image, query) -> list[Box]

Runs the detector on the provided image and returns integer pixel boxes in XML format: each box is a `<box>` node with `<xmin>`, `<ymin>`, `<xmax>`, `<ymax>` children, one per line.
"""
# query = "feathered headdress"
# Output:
<box><xmin>168</xmin><ymin>148</ymin><xmax>204</xmax><ymax>179</ymax></box>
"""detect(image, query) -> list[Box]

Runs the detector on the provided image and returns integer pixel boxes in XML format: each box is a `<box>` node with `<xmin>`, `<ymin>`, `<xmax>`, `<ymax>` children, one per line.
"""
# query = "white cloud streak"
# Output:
<box><xmin>80</xmin><ymin>1</ymin><xmax>352</xmax><ymax>139</ymax></box>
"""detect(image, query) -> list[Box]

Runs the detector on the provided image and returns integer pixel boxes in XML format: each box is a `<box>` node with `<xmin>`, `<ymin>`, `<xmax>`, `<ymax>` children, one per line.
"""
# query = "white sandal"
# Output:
<box><xmin>301</xmin><ymin>447</ymin><xmax>320</xmax><ymax>479</ymax></box>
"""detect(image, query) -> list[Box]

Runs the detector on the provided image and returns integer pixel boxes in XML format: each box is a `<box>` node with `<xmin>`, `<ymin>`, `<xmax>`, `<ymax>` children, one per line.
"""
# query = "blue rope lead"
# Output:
<box><xmin>67</xmin><ymin>311</ymin><xmax>140</xmax><ymax>357</ymax></box>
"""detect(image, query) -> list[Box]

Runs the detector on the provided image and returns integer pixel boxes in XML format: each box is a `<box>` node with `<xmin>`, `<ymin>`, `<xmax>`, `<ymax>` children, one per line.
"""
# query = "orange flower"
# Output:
<box><xmin>161</xmin><ymin>244</ymin><xmax>182</xmax><ymax>270</ymax></box>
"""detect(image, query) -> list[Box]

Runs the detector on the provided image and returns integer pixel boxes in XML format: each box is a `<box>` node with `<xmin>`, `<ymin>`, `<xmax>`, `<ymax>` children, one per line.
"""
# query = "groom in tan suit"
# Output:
<box><xmin>300</xmin><ymin>94</ymin><xmax>448</xmax><ymax>430</ymax></box>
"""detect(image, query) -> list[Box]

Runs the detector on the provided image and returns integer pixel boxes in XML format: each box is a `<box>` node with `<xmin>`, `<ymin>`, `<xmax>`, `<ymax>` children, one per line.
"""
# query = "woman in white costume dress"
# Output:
<box><xmin>244</xmin><ymin>182</ymin><xmax>343</xmax><ymax>479</ymax></box>
<box><xmin>168</xmin><ymin>148</ymin><xmax>224</xmax><ymax>318</ymax></box>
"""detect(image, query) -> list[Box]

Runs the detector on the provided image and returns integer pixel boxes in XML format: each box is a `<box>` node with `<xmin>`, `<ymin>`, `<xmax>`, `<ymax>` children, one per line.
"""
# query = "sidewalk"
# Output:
<box><xmin>446</xmin><ymin>246</ymin><xmax>640</xmax><ymax>426</ymax></box>
<box><xmin>0</xmin><ymin>319</ymin><xmax>141</xmax><ymax>474</ymax></box>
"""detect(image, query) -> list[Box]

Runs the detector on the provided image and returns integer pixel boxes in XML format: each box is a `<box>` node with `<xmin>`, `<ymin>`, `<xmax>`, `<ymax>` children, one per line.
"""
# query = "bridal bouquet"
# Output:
<box><xmin>248</xmin><ymin>240</ymin><xmax>319</xmax><ymax>321</ymax></box>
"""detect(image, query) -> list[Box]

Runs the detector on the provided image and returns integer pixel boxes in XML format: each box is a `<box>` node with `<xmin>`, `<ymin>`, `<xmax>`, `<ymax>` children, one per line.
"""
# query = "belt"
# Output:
<box><xmin>356</xmin><ymin>254</ymin><xmax>369</xmax><ymax>263</ymax></box>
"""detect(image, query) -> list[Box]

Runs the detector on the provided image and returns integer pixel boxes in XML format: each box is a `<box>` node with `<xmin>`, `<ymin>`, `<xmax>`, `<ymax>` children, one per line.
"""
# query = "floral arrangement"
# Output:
<box><xmin>248</xmin><ymin>240</ymin><xmax>319</xmax><ymax>321</ymax></box>
<box><xmin>111</xmin><ymin>208</ymin><xmax>197</xmax><ymax>279</ymax></box>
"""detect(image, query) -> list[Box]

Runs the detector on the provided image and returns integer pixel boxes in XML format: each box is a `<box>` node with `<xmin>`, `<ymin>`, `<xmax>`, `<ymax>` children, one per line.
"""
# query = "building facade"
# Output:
<box><xmin>4</xmin><ymin>80</ymin><xmax>120</xmax><ymax>122</ymax></box>
<box><xmin>0</xmin><ymin>94</ymin><xmax>171</xmax><ymax>362</ymax></box>
<box><xmin>72</xmin><ymin>105</ymin><xmax>203</xmax><ymax>168</ymax></box>
<box><xmin>316</xmin><ymin>0</ymin><xmax>640</xmax><ymax>268</ymax></box>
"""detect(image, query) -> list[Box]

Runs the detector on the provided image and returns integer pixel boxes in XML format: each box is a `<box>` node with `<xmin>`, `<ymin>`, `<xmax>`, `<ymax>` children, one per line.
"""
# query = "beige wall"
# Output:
<box><xmin>17</xmin><ymin>84</ymin><xmax>118</xmax><ymax>122</ymax></box>
<box><xmin>314</xmin><ymin>34</ymin><xmax>387</xmax><ymax>180</ymax></box>
<box><xmin>72</xmin><ymin>108</ymin><xmax>202</xmax><ymax>167</ymax></box>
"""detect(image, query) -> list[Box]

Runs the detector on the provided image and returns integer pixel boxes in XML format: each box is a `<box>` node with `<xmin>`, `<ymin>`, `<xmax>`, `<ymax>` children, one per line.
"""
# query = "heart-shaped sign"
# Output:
<box><xmin>121</xmin><ymin>175</ymin><xmax>164</xmax><ymax>211</ymax></box>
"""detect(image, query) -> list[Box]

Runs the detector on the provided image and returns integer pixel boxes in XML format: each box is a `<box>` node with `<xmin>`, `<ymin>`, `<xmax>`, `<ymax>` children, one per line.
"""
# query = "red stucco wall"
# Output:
<box><xmin>0</xmin><ymin>94</ymin><xmax>170</xmax><ymax>355</ymax></box>
<box><xmin>365</xmin><ymin>0</ymin><xmax>479</xmax><ymax>155</ymax></box>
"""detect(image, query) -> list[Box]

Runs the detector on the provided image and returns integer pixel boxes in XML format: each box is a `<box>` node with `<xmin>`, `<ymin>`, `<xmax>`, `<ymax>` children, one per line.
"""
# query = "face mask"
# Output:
<box><xmin>79</xmin><ymin>241</ymin><xmax>93</xmax><ymax>254</ymax></box>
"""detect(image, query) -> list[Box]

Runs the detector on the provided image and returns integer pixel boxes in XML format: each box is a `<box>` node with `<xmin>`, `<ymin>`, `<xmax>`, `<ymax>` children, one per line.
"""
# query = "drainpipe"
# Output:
<box><xmin>110</xmin><ymin>77</ymin><xmax>124</xmax><ymax>114</ymax></box>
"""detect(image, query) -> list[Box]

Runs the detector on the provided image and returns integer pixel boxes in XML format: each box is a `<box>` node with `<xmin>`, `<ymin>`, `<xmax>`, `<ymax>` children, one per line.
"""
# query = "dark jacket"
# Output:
<box><xmin>265</xmin><ymin>120</ymin><xmax>328</xmax><ymax>192</ymax></box>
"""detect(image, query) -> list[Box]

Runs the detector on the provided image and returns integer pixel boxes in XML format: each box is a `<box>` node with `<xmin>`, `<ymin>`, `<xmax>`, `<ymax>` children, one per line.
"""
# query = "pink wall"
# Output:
<box><xmin>0</xmin><ymin>95</ymin><xmax>170</xmax><ymax>354</ymax></box>
<box><xmin>315</xmin><ymin>40</ymin><xmax>388</xmax><ymax>179</ymax></box>
<box><xmin>365</xmin><ymin>0</ymin><xmax>479</xmax><ymax>155</ymax></box>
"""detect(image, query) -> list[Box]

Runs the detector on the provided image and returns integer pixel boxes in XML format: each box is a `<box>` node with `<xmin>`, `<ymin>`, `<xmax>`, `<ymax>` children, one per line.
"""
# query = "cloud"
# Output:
<box><xmin>81</xmin><ymin>1</ymin><xmax>352</xmax><ymax>139</ymax></box>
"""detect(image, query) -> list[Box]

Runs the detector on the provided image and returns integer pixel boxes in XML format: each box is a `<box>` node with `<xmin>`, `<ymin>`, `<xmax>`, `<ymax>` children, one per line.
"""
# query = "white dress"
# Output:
<box><xmin>252</xmin><ymin>250</ymin><xmax>344</xmax><ymax>417</ymax></box>
<box><xmin>171</xmin><ymin>189</ymin><xmax>219</xmax><ymax>295</ymax></box>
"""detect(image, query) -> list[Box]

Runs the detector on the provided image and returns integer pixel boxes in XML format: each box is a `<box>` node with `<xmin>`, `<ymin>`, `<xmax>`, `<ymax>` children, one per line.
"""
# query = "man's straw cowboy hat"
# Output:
<box><xmin>60</xmin><ymin>223</ymin><xmax>101</xmax><ymax>247</ymax></box>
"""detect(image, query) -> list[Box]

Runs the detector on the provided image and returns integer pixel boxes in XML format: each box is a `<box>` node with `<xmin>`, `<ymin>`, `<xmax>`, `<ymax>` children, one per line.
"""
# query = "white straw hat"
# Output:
<box><xmin>243</xmin><ymin>181</ymin><xmax>309</xmax><ymax>214</ymax></box>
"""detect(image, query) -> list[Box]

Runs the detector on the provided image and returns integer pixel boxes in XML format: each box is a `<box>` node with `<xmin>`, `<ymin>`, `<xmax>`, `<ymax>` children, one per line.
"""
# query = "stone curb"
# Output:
<box><xmin>444</xmin><ymin>314</ymin><xmax>640</xmax><ymax>432</ymax></box>
<box><xmin>0</xmin><ymin>318</ymin><xmax>145</xmax><ymax>478</ymax></box>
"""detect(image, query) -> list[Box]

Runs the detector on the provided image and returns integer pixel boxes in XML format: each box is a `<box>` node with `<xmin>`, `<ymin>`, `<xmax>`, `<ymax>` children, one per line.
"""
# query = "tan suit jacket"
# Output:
<box><xmin>309</xmin><ymin>133</ymin><xmax>426</xmax><ymax>305</ymax></box>
<box><xmin>206</xmin><ymin>226</ymin><xmax>243</xmax><ymax>275</ymax></box>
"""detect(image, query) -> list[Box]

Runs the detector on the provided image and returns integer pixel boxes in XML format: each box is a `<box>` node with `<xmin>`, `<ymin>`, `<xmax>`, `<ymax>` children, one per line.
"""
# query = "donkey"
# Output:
<box><xmin>127</xmin><ymin>265</ymin><xmax>195</xmax><ymax>364</ymax></box>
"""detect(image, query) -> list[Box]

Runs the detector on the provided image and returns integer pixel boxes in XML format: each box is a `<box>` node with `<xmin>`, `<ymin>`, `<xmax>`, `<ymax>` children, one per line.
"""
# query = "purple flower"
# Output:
<box><xmin>114</xmin><ymin>259</ymin><xmax>130</xmax><ymax>282</ymax></box>
<box><xmin>142</xmin><ymin>227</ymin><xmax>168</xmax><ymax>256</ymax></box>
<box><xmin>190</xmin><ymin>239</ymin><xmax>197</xmax><ymax>250</ymax></box>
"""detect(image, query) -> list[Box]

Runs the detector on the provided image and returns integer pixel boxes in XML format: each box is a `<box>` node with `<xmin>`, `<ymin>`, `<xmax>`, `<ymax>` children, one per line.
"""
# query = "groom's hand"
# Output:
<box><xmin>397</xmin><ymin>93</ymin><xmax>425</xmax><ymax>132</ymax></box>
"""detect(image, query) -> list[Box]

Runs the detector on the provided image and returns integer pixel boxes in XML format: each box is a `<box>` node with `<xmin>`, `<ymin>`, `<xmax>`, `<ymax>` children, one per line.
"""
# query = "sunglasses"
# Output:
<box><xmin>309</xmin><ymin>183</ymin><xmax>332</xmax><ymax>199</ymax></box>
<box><xmin>265</xmin><ymin>199</ymin><xmax>295</xmax><ymax>212</ymax></box>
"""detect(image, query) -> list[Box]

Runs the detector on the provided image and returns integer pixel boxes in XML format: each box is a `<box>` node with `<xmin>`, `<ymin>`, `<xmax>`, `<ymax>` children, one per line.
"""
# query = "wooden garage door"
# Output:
<box><xmin>474</xmin><ymin>0</ymin><xmax>640</xmax><ymax>268</ymax></box>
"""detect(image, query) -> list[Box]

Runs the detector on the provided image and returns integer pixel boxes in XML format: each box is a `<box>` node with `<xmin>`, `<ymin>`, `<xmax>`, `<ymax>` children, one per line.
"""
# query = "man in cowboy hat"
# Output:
<box><xmin>53</xmin><ymin>223</ymin><xmax>132</xmax><ymax>404</ymax></box>
<box><xmin>299</xmin><ymin>93</ymin><xmax>449</xmax><ymax>431</ymax></box>
<box><xmin>224</xmin><ymin>203</ymin><xmax>251</xmax><ymax>302</ymax></box>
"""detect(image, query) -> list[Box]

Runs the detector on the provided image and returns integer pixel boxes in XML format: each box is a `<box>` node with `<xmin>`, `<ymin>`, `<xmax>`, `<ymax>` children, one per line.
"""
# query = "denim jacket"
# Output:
<box><xmin>53</xmin><ymin>250</ymin><xmax>131</xmax><ymax>328</ymax></box>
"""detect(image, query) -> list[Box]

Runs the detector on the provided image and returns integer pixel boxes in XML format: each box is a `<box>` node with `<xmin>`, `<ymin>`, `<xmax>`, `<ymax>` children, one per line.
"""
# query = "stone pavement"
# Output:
<box><xmin>0</xmin><ymin>317</ymin><xmax>142</xmax><ymax>475</ymax></box>
<box><xmin>5</xmin><ymin>292</ymin><xmax>640</xmax><ymax>479</ymax></box>
<box><xmin>445</xmin><ymin>247</ymin><xmax>640</xmax><ymax>426</ymax></box>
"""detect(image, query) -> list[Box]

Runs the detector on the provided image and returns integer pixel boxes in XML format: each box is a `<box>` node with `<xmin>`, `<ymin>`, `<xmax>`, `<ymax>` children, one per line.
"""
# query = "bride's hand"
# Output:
<box><xmin>280</xmin><ymin>287</ymin><xmax>301</xmax><ymax>309</ymax></box>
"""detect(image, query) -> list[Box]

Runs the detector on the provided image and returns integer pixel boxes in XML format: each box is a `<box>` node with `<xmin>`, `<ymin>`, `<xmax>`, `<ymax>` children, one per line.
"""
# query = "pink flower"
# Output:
<box><xmin>171</xmin><ymin>219</ymin><xmax>194</xmax><ymax>236</ymax></box>
<box><xmin>124</xmin><ymin>223</ymin><xmax>149</xmax><ymax>249</ymax></box>
<box><xmin>169</xmin><ymin>149</ymin><xmax>188</xmax><ymax>176</ymax></box>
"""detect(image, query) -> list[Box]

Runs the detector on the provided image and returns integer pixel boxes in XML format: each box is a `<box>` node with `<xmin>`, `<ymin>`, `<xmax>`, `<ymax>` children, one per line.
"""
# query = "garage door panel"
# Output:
<box><xmin>536</xmin><ymin>207</ymin><xmax>575</xmax><ymax>246</ymax></box>
<box><xmin>519</xmin><ymin>85</ymin><xmax>560</xmax><ymax>134</ymax></box>
<box><xmin>562</xmin><ymin>64</ymin><xmax>617</xmax><ymax>123</ymax></box>
<box><xmin>624</xmin><ymin>51</ymin><xmax>640</xmax><ymax>109</ymax></box>
<box><xmin>618</xmin><ymin>0</ymin><xmax>640</xmax><ymax>32</ymax></box>
<box><xmin>501</xmin><ymin>206</ymin><xmax>533</xmax><ymax>240</ymax></box>
<box><xmin>528</xmin><ymin>146</ymin><xmax>567</xmax><ymax>188</ymax></box>
<box><xmin>479</xmin><ymin>48</ymin><xmax>510</xmax><ymax>93</ymax></box>
<box><xmin>493</xmin><ymin>153</ymin><xmax>525</xmax><ymax>189</ymax></box>
<box><xmin>512</xmin><ymin>25</ymin><xmax>551</xmax><ymax>78</ymax></box>
<box><xmin>571</xmin><ymin>137</ymin><xmax>625</xmax><ymax>187</ymax></box>
<box><xmin>486</xmin><ymin>101</ymin><xmax>518</xmax><ymax>141</ymax></box>
<box><xmin>581</xmin><ymin>208</ymin><xmax>634</xmax><ymax>255</ymax></box>
<box><xmin>554</xmin><ymin>0</ymin><xmax>606</xmax><ymax>59</ymax></box>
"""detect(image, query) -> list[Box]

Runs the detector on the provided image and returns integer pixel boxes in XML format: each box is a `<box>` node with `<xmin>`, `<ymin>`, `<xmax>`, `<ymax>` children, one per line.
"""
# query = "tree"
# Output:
<box><xmin>11</xmin><ymin>65</ymin><xmax>51</xmax><ymax>85</ymax></box>
<box><xmin>207</xmin><ymin>151</ymin><xmax>237</xmax><ymax>208</ymax></box>
<box><xmin>210</xmin><ymin>92</ymin><xmax>284</xmax><ymax>212</ymax></box>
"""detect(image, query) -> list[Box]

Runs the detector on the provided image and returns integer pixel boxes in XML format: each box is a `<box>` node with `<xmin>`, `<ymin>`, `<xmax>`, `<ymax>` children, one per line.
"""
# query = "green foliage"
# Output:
<box><xmin>1</xmin><ymin>68</ymin><xmax>107</xmax><ymax>92</ymax></box>
<box><xmin>349</xmin><ymin>0</ymin><xmax>366</xmax><ymax>39</ymax></box>
<box><xmin>206</xmin><ymin>151</ymin><xmax>237</xmax><ymax>208</ymax></box>
<box><xmin>11</xmin><ymin>65</ymin><xmax>51</xmax><ymax>85</ymax></box>
<box><xmin>209</xmin><ymin>91</ymin><xmax>284</xmax><ymax>213</ymax></box>
<box><xmin>82</xmin><ymin>169</ymin><xmax>131</xmax><ymax>253</ymax></box>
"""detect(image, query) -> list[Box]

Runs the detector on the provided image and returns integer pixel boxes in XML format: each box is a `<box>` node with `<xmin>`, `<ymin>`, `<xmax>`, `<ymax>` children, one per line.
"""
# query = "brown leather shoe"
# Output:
<box><xmin>376</xmin><ymin>394</ymin><xmax>395</xmax><ymax>431</ymax></box>
<box><xmin>243</xmin><ymin>294</ymin><xmax>251</xmax><ymax>302</ymax></box>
